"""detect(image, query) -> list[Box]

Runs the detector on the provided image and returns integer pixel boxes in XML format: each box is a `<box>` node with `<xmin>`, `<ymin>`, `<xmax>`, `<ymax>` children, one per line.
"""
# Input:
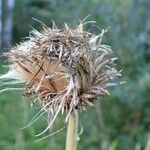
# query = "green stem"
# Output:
<box><xmin>65</xmin><ymin>111</ymin><xmax>78</xmax><ymax>150</ymax></box>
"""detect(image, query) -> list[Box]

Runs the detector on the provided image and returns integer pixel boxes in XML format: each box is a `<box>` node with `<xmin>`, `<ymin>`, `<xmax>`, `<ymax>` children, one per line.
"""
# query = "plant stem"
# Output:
<box><xmin>65</xmin><ymin>110</ymin><xmax>78</xmax><ymax>150</ymax></box>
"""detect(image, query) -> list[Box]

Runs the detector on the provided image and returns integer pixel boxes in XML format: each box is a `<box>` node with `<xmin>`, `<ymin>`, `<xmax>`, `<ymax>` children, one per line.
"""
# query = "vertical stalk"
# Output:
<box><xmin>65</xmin><ymin>110</ymin><xmax>78</xmax><ymax>150</ymax></box>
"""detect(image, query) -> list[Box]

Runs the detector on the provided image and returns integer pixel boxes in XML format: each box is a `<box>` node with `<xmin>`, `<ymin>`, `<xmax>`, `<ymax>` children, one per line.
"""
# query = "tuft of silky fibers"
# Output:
<box><xmin>0</xmin><ymin>21</ymin><xmax>122</xmax><ymax>135</ymax></box>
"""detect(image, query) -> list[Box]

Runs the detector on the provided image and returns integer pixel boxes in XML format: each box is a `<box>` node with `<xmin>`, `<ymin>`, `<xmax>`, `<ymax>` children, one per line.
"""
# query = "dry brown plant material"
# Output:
<box><xmin>0</xmin><ymin>21</ymin><xmax>121</xmax><ymax>136</ymax></box>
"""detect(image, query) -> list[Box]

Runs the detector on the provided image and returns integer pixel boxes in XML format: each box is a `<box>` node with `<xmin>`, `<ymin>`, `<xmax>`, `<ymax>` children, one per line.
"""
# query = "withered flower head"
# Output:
<box><xmin>0</xmin><ymin>22</ymin><xmax>121</xmax><ymax>135</ymax></box>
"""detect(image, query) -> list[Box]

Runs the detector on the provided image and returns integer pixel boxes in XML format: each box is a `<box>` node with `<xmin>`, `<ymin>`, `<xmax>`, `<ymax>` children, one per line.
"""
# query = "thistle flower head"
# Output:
<box><xmin>0</xmin><ymin>21</ymin><xmax>121</xmax><ymax>135</ymax></box>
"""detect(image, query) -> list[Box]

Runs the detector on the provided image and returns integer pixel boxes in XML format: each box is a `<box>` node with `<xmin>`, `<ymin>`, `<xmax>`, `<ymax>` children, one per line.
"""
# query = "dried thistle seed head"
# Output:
<box><xmin>0</xmin><ymin>21</ymin><xmax>121</xmax><ymax>135</ymax></box>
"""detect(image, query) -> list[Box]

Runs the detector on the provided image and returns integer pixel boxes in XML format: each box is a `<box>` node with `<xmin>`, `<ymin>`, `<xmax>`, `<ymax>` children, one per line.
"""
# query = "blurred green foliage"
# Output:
<box><xmin>0</xmin><ymin>0</ymin><xmax>150</xmax><ymax>149</ymax></box>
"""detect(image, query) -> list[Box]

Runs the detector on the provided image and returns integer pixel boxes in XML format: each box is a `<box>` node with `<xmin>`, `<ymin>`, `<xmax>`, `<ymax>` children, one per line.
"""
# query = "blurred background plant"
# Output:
<box><xmin>0</xmin><ymin>0</ymin><xmax>149</xmax><ymax>150</ymax></box>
